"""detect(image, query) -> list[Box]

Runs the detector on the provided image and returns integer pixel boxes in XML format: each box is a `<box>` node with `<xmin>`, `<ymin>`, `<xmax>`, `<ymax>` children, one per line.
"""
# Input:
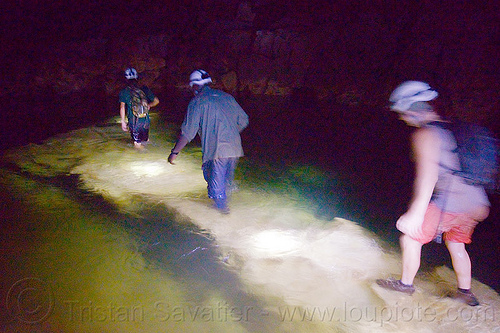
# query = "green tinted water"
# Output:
<box><xmin>1</xmin><ymin>114</ymin><xmax>498</xmax><ymax>333</ymax></box>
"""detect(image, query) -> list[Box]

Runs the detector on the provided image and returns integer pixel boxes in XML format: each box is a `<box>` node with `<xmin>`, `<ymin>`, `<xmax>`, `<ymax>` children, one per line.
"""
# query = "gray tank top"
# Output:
<box><xmin>428</xmin><ymin>123</ymin><xmax>490</xmax><ymax>213</ymax></box>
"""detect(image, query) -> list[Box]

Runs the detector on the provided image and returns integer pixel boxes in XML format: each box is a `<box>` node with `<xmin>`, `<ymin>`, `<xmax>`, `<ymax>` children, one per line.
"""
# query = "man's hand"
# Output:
<box><xmin>168</xmin><ymin>136</ymin><xmax>188</xmax><ymax>164</ymax></box>
<box><xmin>168</xmin><ymin>152</ymin><xmax>178</xmax><ymax>164</ymax></box>
<box><xmin>396</xmin><ymin>211</ymin><xmax>425</xmax><ymax>240</ymax></box>
<box><xmin>121</xmin><ymin>119</ymin><xmax>128</xmax><ymax>132</ymax></box>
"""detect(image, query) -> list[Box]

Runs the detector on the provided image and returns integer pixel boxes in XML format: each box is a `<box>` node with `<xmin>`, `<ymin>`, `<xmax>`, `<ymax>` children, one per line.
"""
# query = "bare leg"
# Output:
<box><xmin>376</xmin><ymin>233</ymin><xmax>420</xmax><ymax>294</ymax></box>
<box><xmin>445</xmin><ymin>240</ymin><xmax>471</xmax><ymax>289</ymax></box>
<box><xmin>400</xmin><ymin>234</ymin><xmax>423</xmax><ymax>285</ymax></box>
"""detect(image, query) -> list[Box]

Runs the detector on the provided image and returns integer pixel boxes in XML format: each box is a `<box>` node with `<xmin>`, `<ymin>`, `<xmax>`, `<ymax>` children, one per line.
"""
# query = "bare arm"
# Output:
<box><xmin>408</xmin><ymin>128</ymin><xmax>440</xmax><ymax>214</ymax></box>
<box><xmin>149</xmin><ymin>97</ymin><xmax>159</xmax><ymax>108</ymax></box>
<box><xmin>396</xmin><ymin>127</ymin><xmax>440</xmax><ymax>238</ymax></box>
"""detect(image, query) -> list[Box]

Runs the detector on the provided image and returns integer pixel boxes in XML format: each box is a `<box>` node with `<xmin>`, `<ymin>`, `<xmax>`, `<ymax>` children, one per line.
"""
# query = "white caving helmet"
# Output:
<box><xmin>189</xmin><ymin>69</ymin><xmax>212</xmax><ymax>87</ymax></box>
<box><xmin>389</xmin><ymin>81</ymin><xmax>438</xmax><ymax>112</ymax></box>
<box><xmin>125</xmin><ymin>68</ymin><xmax>138</xmax><ymax>80</ymax></box>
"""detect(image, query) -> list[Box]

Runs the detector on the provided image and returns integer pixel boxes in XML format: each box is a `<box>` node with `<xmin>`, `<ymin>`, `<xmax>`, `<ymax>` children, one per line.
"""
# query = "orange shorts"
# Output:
<box><xmin>417</xmin><ymin>203</ymin><xmax>479</xmax><ymax>244</ymax></box>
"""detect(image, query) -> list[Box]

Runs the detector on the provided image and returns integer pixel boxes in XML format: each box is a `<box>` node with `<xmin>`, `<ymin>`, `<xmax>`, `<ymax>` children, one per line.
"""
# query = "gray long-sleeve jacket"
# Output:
<box><xmin>181</xmin><ymin>86</ymin><xmax>249</xmax><ymax>163</ymax></box>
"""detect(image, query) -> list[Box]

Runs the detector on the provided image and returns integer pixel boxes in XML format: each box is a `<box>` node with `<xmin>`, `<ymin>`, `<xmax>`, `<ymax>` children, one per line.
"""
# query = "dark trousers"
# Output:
<box><xmin>202</xmin><ymin>158</ymin><xmax>238</xmax><ymax>209</ymax></box>
<box><xmin>128</xmin><ymin>116</ymin><xmax>150</xmax><ymax>143</ymax></box>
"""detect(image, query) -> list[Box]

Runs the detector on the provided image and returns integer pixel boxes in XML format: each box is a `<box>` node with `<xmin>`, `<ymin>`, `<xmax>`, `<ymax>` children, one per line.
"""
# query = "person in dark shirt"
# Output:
<box><xmin>119</xmin><ymin>68</ymin><xmax>159</xmax><ymax>149</ymax></box>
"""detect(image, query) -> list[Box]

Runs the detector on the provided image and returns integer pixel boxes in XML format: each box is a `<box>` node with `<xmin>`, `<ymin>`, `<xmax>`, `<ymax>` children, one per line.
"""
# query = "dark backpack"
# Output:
<box><xmin>129</xmin><ymin>86</ymin><xmax>150</xmax><ymax>118</ymax></box>
<box><xmin>431</xmin><ymin>120</ymin><xmax>499</xmax><ymax>191</ymax></box>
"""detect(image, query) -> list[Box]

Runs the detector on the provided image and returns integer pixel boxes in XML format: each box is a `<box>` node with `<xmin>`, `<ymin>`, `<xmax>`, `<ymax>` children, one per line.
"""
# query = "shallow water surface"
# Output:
<box><xmin>0</xmin><ymin>118</ymin><xmax>281</xmax><ymax>332</ymax></box>
<box><xmin>1</xmin><ymin>102</ymin><xmax>499</xmax><ymax>333</ymax></box>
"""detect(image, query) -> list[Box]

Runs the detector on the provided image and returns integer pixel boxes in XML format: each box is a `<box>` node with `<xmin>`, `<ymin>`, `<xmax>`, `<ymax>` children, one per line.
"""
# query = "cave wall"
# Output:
<box><xmin>1</xmin><ymin>0</ymin><xmax>498</xmax><ymax>130</ymax></box>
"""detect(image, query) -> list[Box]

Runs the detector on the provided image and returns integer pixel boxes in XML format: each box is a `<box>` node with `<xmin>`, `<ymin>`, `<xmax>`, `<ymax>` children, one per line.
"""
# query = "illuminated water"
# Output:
<box><xmin>1</xmin><ymin>95</ymin><xmax>499</xmax><ymax>332</ymax></box>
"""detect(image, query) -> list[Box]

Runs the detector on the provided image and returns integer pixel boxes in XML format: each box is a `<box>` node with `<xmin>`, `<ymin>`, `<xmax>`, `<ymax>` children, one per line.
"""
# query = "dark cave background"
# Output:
<box><xmin>1</xmin><ymin>0</ymin><xmax>499</xmax><ymax>292</ymax></box>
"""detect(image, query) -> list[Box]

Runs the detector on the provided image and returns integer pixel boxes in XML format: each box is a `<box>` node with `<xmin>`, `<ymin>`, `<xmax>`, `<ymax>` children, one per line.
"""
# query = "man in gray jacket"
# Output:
<box><xmin>168</xmin><ymin>70</ymin><xmax>249</xmax><ymax>213</ymax></box>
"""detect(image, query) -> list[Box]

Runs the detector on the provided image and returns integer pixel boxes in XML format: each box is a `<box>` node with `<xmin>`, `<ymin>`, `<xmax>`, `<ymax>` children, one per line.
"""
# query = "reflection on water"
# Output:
<box><xmin>1</xmin><ymin>111</ymin><xmax>499</xmax><ymax>333</ymax></box>
<box><xmin>0</xmin><ymin>187</ymin><xmax>267</xmax><ymax>332</ymax></box>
